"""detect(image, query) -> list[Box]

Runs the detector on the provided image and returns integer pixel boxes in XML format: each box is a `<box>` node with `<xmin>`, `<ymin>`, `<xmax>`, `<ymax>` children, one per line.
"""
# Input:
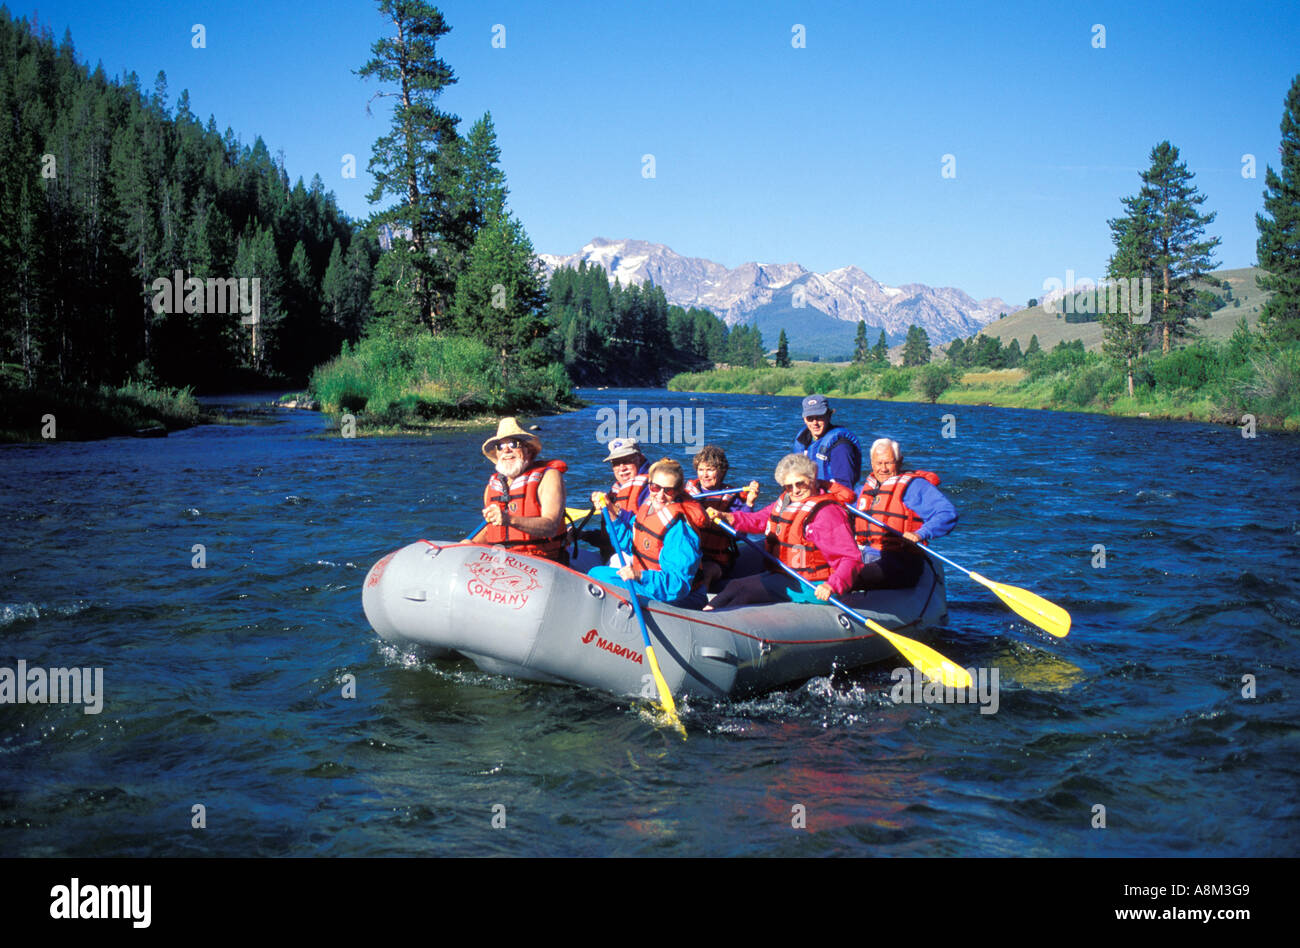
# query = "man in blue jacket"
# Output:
<box><xmin>792</xmin><ymin>394</ymin><xmax>862</xmax><ymax>492</ymax></box>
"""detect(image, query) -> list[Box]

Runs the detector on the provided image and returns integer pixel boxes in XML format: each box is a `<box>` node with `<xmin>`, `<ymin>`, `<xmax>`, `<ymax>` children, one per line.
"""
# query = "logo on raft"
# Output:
<box><xmin>579</xmin><ymin>628</ymin><xmax>643</xmax><ymax>665</ymax></box>
<box><xmin>466</xmin><ymin>552</ymin><xmax>542</xmax><ymax>610</ymax></box>
<box><xmin>365</xmin><ymin>551</ymin><xmax>397</xmax><ymax>589</ymax></box>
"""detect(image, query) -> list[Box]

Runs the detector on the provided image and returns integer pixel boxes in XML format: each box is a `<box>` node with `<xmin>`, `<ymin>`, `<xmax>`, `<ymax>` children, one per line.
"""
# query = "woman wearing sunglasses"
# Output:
<box><xmin>704</xmin><ymin>454</ymin><xmax>860</xmax><ymax>609</ymax></box>
<box><xmin>588</xmin><ymin>458</ymin><xmax>708</xmax><ymax>608</ymax></box>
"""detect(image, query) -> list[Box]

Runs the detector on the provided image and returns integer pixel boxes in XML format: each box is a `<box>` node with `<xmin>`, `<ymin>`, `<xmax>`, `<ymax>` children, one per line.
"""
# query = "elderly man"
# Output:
<box><xmin>704</xmin><ymin>453</ymin><xmax>860</xmax><ymax>609</ymax></box>
<box><xmin>792</xmin><ymin>394</ymin><xmax>862</xmax><ymax>492</ymax></box>
<box><xmin>591</xmin><ymin>437</ymin><xmax>648</xmax><ymax>524</ymax></box>
<box><xmin>589</xmin><ymin>458</ymin><xmax>705</xmax><ymax>607</ymax></box>
<box><xmin>466</xmin><ymin>417</ymin><xmax>569</xmax><ymax>563</ymax></box>
<box><xmin>851</xmin><ymin>438</ymin><xmax>958</xmax><ymax>590</ymax></box>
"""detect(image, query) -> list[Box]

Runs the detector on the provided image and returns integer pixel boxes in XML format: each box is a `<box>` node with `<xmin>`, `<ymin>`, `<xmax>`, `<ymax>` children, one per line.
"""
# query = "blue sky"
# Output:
<box><xmin>11</xmin><ymin>0</ymin><xmax>1299</xmax><ymax>305</ymax></box>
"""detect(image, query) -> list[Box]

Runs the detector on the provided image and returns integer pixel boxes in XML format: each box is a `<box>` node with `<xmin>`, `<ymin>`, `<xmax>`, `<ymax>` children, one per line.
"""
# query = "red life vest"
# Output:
<box><xmin>612</xmin><ymin>472</ymin><xmax>649</xmax><ymax>515</ymax></box>
<box><xmin>853</xmin><ymin>470</ymin><xmax>941</xmax><ymax>552</ymax></box>
<box><xmin>685</xmin><ymin>478</ymin><xmax>740</xmax><ymax>572</ymax></box>
<box><xmin>630</xmin><ymin>498</ymin><xmax>708</xmax><ymax>580</ymax></box>
<box><xmin>765</xmin><ymin>481</ymin><xmax>856</xmax><ymax>582</ymax></box>
<box><xmin>482</xmin><ymin>459</ymin><xmax>569</xmax><ymax>561</ymax></box>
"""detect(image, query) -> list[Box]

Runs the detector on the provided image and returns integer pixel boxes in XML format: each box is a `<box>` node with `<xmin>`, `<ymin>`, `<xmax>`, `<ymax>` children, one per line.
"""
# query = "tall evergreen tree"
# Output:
<box><xmin>852</xmin><ymin>320</ymin><xmax>869</xmax><ymax>364</ymax></box>
<box><xmin>1256</xmin><ymin>74</ymin><xmax>1300</xmax><ymax>344</ymax></box>
<box><xmin>1105</xmin><ymin>192</ymin><xmax>1158</xmax><ymax>396</ymax></box>
<box><xmin>871</xmin><ymin>329</ymin><xmax>888</xmax><ymax>365</ymax></box>
<box><xmin>359</xmin><ymin>0</ymin><xmax>460</xmax><ymax>331</ymax></box>
<box><xmin>448</xmin><ymin>215</ymin><xmax>549</xmax><ymax>378</ymax></box>
<box><xmin>775</xmin><ymin>328</ymin><xmax>791</xmax><ymax>367</ymax></box>
<box><xmin>1115</xmin><ymin>141</ymin><xmax>1221</xmax><ymax>354</ymax></box>
<box><xmin>901</xmin><ymin>324</ymin><xmax>931</xmax><ymax>366</ymax></box>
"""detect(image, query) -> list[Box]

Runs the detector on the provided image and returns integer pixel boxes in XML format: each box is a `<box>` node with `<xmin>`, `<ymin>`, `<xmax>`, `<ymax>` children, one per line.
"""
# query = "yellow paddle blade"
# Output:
<box><xmin>970</xmin><ymin>572</ymin><xmax>1071</xmax><ymax>638</ymax></box>
<box><xmin>865</xmin><ymin>620</ymin><xmax>972</xmax><ymax>689</ymax></box>
<box><xmin>644</xmin><ymin>645</ymin><xmax>686</xmax><ymax>739</ymax></box>
<box><xmin>565</xmin><ymin>506</ymin><xmax>594</xmax><ymax>521</ymax></box>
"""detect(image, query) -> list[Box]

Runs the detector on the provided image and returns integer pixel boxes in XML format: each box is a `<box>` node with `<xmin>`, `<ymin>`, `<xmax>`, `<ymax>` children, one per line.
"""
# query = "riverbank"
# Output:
<box><xmin>667</xmin><ymin>340</ymin><xmax>1300</xmax><ymax>431</ymax></box>
<box><xmin>0</xmin><ymin>380</ymin><xmax>211</xmax><ymax>442</ymax></box>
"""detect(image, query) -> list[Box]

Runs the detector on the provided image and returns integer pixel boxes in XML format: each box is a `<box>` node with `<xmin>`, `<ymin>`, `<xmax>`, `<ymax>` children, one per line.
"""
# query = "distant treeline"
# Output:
<box><xmin>550</xmin><ymin>260</ymin><xmax>765</xmax><ymax>385</ymax></box>
<box><xmin>0</xmin><ymin>10</ymin><xmax>374</xmax><ymax>391</ymax></box>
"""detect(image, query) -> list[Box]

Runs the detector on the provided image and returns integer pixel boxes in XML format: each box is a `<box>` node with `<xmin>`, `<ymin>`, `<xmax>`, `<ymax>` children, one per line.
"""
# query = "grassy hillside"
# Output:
<box><xmin>972</xmin><ymin>267</ymin><xmax>1272</xmax><ymax>353</ymax></box>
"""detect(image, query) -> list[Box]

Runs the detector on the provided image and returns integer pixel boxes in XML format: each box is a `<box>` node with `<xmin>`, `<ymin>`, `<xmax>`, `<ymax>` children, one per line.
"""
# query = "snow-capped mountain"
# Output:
<box><xmin>538</xmin><ymin>238</ymin><xmax>1012</xmax><ymax>351</ymax></box>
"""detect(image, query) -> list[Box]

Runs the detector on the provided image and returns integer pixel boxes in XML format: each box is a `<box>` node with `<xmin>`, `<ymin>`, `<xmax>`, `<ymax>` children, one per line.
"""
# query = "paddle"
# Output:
<box><xmin>466</xmin><ymin>520</ymin><xmax>487</xmax><ymax>541</ymax></box>
<box><xmin>708</xmin><ymin>514</ymin><xmax>972</xmax><ymax>689</ymax></box>
<box><xmin>564</xmin><ymin>482</ymin><xmax>760</xmax><ymax>523</ymax></box>
<box><xmin>597</xmin><ymin>499</ymin><xmax>686</xmax><ymax>736</ymax></box>
<box><xmin>842</xmin><ymin>504</ymin><xmax>1071</xmax><ymax>638</ymax></box>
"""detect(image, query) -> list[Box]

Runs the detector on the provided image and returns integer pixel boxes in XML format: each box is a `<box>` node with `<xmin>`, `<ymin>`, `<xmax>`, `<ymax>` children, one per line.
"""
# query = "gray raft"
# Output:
<box><xmin>362</xmin><ymin>540</ymin><xmax>948</xmax><ymax>700</ymax></box>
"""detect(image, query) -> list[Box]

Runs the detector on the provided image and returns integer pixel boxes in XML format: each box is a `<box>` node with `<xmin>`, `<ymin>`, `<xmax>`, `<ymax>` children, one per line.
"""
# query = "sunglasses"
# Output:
<box><xmin>782</xmin><ymin>479</ymin><xmax>813</xmax><ymax>492</ymax></box>
<box><xmin>496</xmin><ymin>439</ymin><xmax>525</xmax><ymax>451</ymax></box>
<box><xmin>647</xmin><ymin>483</ymin><xmax>677</xmax><ymax>495</ymax></box>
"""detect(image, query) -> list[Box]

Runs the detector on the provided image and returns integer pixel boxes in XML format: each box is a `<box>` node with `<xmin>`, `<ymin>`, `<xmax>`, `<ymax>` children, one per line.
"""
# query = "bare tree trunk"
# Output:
<box><xmin>1162</xmin><ymin>263</ymin><xmax>1171</xmax><ymax>354</ymax></box>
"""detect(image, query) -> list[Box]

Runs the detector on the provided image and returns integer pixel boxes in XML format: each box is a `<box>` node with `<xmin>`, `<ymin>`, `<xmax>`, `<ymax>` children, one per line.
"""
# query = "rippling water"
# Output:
<box><xmin>1</xmin><ymin>389</ymin><xmax>1296</xmax><ymax>856</ymax></box>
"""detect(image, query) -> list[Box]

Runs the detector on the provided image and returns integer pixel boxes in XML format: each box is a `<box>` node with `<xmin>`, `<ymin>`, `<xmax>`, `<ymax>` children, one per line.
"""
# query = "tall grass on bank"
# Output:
<box><xmin>310</xmin><ymin>333</ymin><xmax>576</xmax><ymax>426</ymax></box>
<box><xmin>0</xmin><ymin>376</ymin><xmax>202</xmax><ymax>442</ymax></box>
<box><xmin>668</xmin><ymin>336</ymin><xmax>1300</xmax><ymax>430</ymax></box>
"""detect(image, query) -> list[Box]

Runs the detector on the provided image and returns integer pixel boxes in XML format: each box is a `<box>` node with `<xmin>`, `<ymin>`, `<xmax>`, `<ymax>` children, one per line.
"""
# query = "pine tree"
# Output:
<box><xmin>359</xmin><ymin>0</ymin><xmax>460</xmax><ymax>331</ymax></box>
<box><xmin>871</xmin><ymin>329</ymin><xmax>888</xmax><ymax>365</ymax></box>
<box><xmin>448</xmin><ymin>215</ymin><xmax>549</xmax><ymax>379</ymax></box>
<box><xmin>852</xmin><ymin>319</ymin><xmax>869</xmax><ymax>364</ymax></box>
<box><xmin>1104</xmin><ymin>193</ymin><xmax>1157</xmax><ymax>396</ymax></box>
<box><xmin>775</xmin><ymin>328</ymin><xmax>791</xmax><ymax>367</ymax></box>
<box><xmin>1114</xmin><ymin>141</ymin><xmax>1221</xmax><ymax>354</ymax></box>
<box><xmin>1005</xmin><ymin>338</ymin><xmax>1022</xmax><ymax>368</ymax></box>
<box><xmin>1024</xmin><ymin>334</ymin><xmax>1041</xmax><ymax>360</ymax></box>
<box><xmin>901</xmin><ymin>324</ymin><xmax>931</xmax><ymax>366</ymax></box>
<box><xmin>1256</xmin><ymin>74</ymin><xmax>1300</xmax><ymax>344</ymax></box>
<box><xmin>946</xmin><ymin>337</ymin><xmax>966</xmax><ymax>367</ymax></box>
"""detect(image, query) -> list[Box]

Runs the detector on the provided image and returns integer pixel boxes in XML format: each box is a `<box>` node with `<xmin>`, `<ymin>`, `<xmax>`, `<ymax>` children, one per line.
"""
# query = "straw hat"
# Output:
<box><xmin>481</xmin><ymin>417</ymin><xmax>541</xmax><ymax>460</ymax></box>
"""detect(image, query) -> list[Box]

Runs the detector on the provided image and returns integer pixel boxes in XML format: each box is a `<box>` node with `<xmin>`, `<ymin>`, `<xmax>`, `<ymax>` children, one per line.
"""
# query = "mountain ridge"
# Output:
<box><xmin>538</xmin><ymin>238</ymin><xmax>1013</xmax><ymax>354</ymax></box>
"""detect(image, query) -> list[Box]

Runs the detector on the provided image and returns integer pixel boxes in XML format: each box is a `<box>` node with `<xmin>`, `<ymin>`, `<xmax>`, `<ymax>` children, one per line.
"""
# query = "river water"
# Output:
<box><xmin>1</xmin><ymin>388</ymin><xmax>1296</xmax><ymax>857</ymax></box>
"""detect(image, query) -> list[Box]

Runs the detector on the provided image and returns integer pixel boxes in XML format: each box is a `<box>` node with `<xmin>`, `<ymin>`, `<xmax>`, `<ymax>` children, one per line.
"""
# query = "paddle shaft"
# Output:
<box><xmin>599</xmin><ymin>505</ymin><xmax>681</xmax><ymax>721</ymax></box>
<box><xmin>712</xmin><ymin>517</ymin><xmax>973</xmax><ymax>687</ymax></box>
<box><xmin>841</xmin><ymin>504</ymin><xmax>973</xmax><ymax>578</ymax></box>
<box><xmin>714</xmin><ymin>520</ymin><xmax>864</xmax><ymax>627</ymax></box>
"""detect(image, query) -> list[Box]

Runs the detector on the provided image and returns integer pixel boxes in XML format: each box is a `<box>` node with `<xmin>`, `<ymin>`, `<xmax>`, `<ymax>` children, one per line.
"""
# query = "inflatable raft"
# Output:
<box><xmin>363</xmin><ymin>539</ymin><xmax>949</xmax><ymax>700</ymax></box>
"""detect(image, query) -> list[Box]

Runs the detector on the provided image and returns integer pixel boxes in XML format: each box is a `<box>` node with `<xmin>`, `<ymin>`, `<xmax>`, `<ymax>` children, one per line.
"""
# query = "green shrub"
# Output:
<box><xmin>878</xmin><ymin>368</ymin><xmax>911</xmax><ymax>398</ymax></box>
<box><xmin>913</xmin><ymin>363</ymin><xmax>956</xmax><ymax>403</ymax></box>
<box><xmin>1150</xmin><ymin>343</ymin><xmax>1221</xmax><ymax>391</ymax></box>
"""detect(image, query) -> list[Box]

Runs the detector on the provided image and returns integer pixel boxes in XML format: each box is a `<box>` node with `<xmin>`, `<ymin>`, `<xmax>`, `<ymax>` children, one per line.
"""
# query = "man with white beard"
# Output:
<box><xmin>466</xmin><ymin>417</ymin><xmax>570</xmax><ymax>564</ymax></box>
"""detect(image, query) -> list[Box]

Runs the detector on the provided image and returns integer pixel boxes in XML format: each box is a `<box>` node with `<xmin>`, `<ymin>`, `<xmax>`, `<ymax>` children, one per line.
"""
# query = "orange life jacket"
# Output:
<box><xmin>630</xmin><ymin>497</ymin><xmax>708</xmax><ymax>580</ymax></box>
<box><xmin>685</xmin><ymin>478</ymin><xmax>740</xmax><ymax>572</ymax></box>
<box><xmin>612</xmin><ymin>472</ymin><xmax>649</xmax><ymax>515</ymax></box>
<box><xmin>765</xmin><ymin>481</ymin><xmax>856</xmax><ymax>582</ymax></box>
<box><xmin>853</xmin><ymin>470</ymin><xmax>941</xmax><ymax>552</ymax></box>
<box><xmin>482</xmin><ymin>459</ymin><xmax>568</xmax><ymax>561</ymax></box>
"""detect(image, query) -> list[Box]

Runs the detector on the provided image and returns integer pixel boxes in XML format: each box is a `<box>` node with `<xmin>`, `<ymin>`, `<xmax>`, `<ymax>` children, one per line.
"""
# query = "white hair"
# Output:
<box><xmin>870</xmin><ymin>438</ymin><xmax>902</xmax><ymax>462</ymax></box>
<box><xmin>773</xmin><ymin>453</ymin><xmax>817</xmax><ymax>486</ymax></box>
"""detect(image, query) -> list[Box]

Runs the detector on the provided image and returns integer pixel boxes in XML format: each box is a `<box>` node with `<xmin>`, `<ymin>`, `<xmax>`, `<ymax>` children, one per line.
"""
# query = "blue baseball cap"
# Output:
<box><xmin>801</xmin><ymin>394</ymin><xmax>831</xmax><ymax>418</ymax></box>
